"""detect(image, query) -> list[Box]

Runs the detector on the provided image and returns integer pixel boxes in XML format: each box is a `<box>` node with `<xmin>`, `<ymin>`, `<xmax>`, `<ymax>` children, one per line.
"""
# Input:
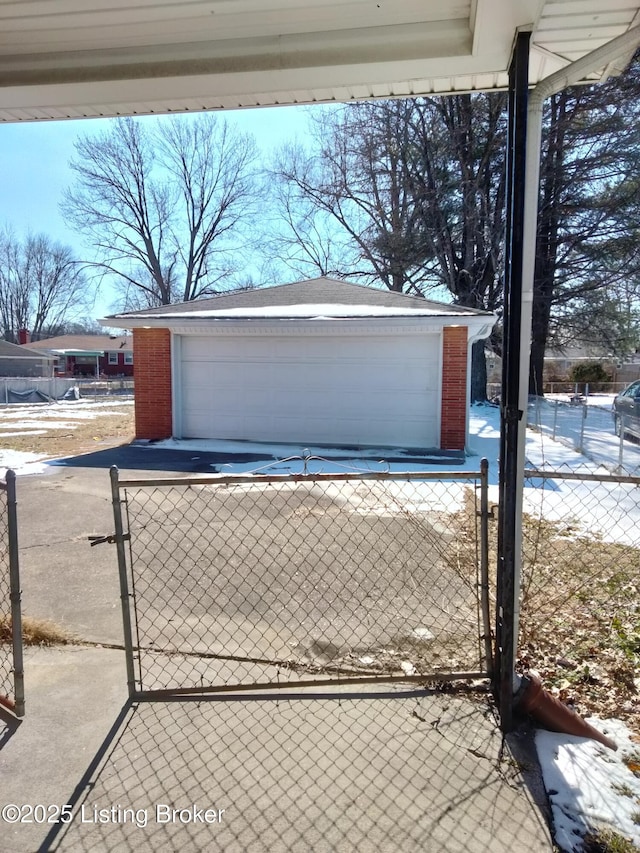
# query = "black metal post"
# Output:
<box><xmin>495</xmin><ymin>31</ymin><xmax>530</xmax><ymax>732</ymax></box>
<box><xmin>110</xmin><ymin>465</ymin><xmax>137</xmax><ymax>699</ymax></box>
<box><xmin>7</xmin><ymin>470</ymin><xmax>24</xmax><ymax>718</ymax></box>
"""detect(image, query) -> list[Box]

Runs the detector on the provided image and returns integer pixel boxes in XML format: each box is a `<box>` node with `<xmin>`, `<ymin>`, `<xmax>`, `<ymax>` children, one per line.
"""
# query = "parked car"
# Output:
<box><xmin>612</xmin><ymin>380</ymin><xmax>640</xmax><ymax>440</ymax></box>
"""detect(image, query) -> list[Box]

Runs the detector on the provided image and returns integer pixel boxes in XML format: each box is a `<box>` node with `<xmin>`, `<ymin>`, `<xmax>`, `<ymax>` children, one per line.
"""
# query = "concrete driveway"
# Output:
<box><xmin>0</xmin><ymin>456</ymin><xmax>553</xmax><ymax>852</ymax></box>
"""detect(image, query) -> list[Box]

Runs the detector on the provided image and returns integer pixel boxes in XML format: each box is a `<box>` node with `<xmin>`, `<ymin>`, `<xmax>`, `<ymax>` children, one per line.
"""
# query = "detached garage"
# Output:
<box><xmin>104</xmin><ymin>278</ymin><xmax>495</xmax><ymax>451</ymax></box>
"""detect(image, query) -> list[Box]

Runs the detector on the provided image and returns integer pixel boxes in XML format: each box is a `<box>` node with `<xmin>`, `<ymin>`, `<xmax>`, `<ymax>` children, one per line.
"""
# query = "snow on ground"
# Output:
<box><xmin>536</xmin><ymin>719</ymin><xmax>640</xmax><ymax>851</ymax></box>
<box><xmin>0</xmin><ymin>398</ymin><xmax>133</xmax><ymax>478</ymax></box>
<box><xmin>0</xmin><ymin>448</ymin><xmax>49</xmax><ymax>477</ymax></box>
<box><xmin>0</xmin><ymin>399</ymin><xmax>133</xmax><ymax>424</ymax></box>
<box><xmin>532</xmin><ymin>394</ymin><xmax>640</xmax><ymax>473</ymax></box>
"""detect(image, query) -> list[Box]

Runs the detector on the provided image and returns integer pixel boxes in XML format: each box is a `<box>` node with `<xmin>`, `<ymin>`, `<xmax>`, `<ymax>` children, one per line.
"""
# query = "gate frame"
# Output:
<box><xmin>0</xmin><ymin>470</ymin><xmax>25</xmax><ymax>718</ymax></box>
<box><xmin>109</xmin><ymin>462</ymin><xmax>493</xmax><ymax>701</ymax></box>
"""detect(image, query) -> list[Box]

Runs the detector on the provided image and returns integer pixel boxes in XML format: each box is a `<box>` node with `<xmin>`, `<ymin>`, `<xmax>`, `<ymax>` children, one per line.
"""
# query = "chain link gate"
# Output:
<box><xmin>0</xmin><ymin>470</ymin><xmax>25</xmax><ymax>717</ymax></box>
<box><xmin>107</xmin><ymin>462</ymin><xmax>492</xmax><ymax>699</ymax></box>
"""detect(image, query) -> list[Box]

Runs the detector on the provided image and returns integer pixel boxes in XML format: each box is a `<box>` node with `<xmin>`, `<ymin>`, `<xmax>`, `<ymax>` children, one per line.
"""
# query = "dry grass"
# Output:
<box><xmin>0</xmin><ymin>403</ymin><xmax>135</xmax><ymax>459</ymax></box>
<box><xmin>0</xmin><ymin>614</ymin><xmax>77</xmax><ymax>646</ymax></box>
<box><xmin>517</xmin><ymin>511</ymin><xmax>640</xmax><ymax>727</ymax></box>
<box><xmin>583</xmin><ymin>827</ymin><xmax>640</xmax><ymax>853</ymax></box>
<box><xmin>449</xmin><ymin>491</ymin><xmax>640</xmax><ymax>728</ymax></box>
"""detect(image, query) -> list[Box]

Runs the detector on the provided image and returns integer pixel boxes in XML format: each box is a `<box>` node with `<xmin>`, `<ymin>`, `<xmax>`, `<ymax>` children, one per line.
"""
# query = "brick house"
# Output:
<box><xmin>102</xmin><ymin>278</ymin><xmax>494</xmax><ymax>451</ymax></box>
<box><xmin>24</xmin><ymin>334</ymin><xmax>134</xmax><ymax>378</ymax></box>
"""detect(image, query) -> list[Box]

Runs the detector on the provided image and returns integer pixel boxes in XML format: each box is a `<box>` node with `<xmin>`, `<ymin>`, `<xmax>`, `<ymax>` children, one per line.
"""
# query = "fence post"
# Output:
<box><xmin>6</xmin><ymin>470</ymin><xmax>25</xmax><ymax>718</ymax></box>
<box><xmin>552</xmin><ymin>401</ymin><xmax>558</xmax><ymax>441</ymax></box>
<box><xmin>479</xmin><ymin>459</ymin><xmax>493</xmax><ymax>676</ymax></box>
<box><xmin>110</xmin><ymin>466</ymin><xmax>137</xmax><ymax>699</ymax></box>
<box><xmin>578</xmin><ymin>402</ymin><xmax>587</xmax><ymax>453</ymax></box>
<box><xmin>618</xmin><ymin>415</ymin><xmax>625</xmax><ymax>471</ymax></box>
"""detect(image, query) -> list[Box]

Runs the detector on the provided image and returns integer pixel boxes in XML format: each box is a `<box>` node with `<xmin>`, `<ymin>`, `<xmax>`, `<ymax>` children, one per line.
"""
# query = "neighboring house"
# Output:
<box><xmin>544</xmin><ymin>344</ymin><xmax>614</xmax><ymax>379</ymax></box>
<box><xmin>544</xmin><ymin>345</ymin><xmax>640</xmax><ymax>386</ymax></box>
<box><xmin>102</xmin><ymin>278</ymin><xmax>495</xmax><ymax>452</ymax></box>
<box><xmin>0</xmin><ymin>339</ymin><xmax>55</xmax><ymax>378</ymax></box>
<box><xmin>25</xmin><ymin>334</ymin><xmax>134</xmax><ymax>378</ymax></box>
<box><xmin>486</xmin><ymin>345</ymin><xmax>640</xmax><ymax>391</ymax></box>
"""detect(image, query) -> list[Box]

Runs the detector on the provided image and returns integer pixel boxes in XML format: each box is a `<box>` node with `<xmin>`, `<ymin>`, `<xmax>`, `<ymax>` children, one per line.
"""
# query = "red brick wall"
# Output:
<box><xmin>133</xmin><ymin>328</ymin><xmax>172</xmax><ymax>440</ymax></box>
<box><xmin>101</xmin><ymin>353</ymin><xmax>134</xmax><ymax>377</ymax></box>
<box><xmin>440</xmin><ymin>326</ymin><xmax>468</xmax><ymax>451</ymax></box>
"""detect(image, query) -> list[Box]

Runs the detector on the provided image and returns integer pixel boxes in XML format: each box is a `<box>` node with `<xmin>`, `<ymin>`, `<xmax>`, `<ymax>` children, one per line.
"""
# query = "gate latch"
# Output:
<box><xmin>88</xmin><ymin>533</ymin><xmax>130</xmax><ymax>547</ymax></box>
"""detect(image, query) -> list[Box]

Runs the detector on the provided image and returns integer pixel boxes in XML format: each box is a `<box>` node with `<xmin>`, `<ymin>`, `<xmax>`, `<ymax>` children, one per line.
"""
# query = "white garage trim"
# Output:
<box><xmin>171</xmin><ymin>331</ymin><xmax>181</xmax><ymax>441</ymax></box>
<box><xmin>139</xmin><ymin>316</ymin><xmax>465</xmax><ymax>336</ymax></box>
<box><xmin>176</xmin><ymin>329</ymin><xmax>442</xmax><ymax>448</ymax></box>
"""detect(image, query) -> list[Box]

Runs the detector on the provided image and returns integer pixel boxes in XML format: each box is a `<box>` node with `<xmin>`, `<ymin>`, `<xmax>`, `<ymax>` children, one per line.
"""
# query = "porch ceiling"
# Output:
<box><xmin>1</xmin><ymin>0</ymin><xmax>639</xmax><ymax>122</ymax></box>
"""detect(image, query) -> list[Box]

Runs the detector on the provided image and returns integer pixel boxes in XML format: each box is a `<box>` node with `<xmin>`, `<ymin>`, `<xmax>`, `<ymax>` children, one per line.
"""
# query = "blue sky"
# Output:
<box><xmin>0</xmin><ymin>105</ymin><xmax>315</xmax><ymax>319</ymax></box>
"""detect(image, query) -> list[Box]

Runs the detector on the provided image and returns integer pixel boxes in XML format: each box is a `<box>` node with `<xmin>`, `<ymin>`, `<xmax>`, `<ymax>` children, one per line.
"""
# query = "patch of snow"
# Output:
<box><xmin>119</xmin><ymin>303</ymin><xmax>483</xmax><ymax>319</ymax></box>
<box><xmin>0</xmin><ymin>420</ymin><xmax>80</xmax><ymax>430</ymax></box>
<box><xmin>536</xmin><ymin>719</ymin><xmax>640</xmax><ymax>851</ymax></box>
<box><xmin>0</xmin><ymin>399</ymin><xmax>132</xmax><ymax>418</ymax></box>
<box><xmin>411</xmin><ymin>627</ymin><xmax>435</xmax><ymax>641</ymax></box>
<box><xmin>0</xmin><ymin>430</ymin><xmax>48</xmax><ymax>437</ymax></box>
<box><xmin>0</xmin><ymin>399</ymin><xmax>133</xmax><ymax>477</ymax></box>
<box><xmin>0</xmin><ymin>449</ymin><xmax>49</xmax><ymax>478</ymax></box>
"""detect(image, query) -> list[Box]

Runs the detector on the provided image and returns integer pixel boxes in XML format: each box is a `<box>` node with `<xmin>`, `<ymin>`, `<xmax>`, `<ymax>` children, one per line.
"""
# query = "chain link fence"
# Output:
<box><xmin>111</xmin><ymin>465</ymin><xmax>492</xmax><ymax>698</ymax></box>
<box><xmin>527</xmin><ymin>396</ymin><xmax>640</xmax><ymax>472</ymax></box>
<box><xmin>0</xmin><ymin>470</ymin><xmax>24</xmax><ymax>717</ymax></box>
<box><xmin>517</xmin><ymin>464</ymin><xmax>640</xmax><ymax>723</ymax></box>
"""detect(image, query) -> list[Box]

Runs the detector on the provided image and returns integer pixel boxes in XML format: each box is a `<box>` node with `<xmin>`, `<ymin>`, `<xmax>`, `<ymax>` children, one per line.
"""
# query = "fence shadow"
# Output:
<box><xmin>0</xmin><ymin>704</ymin><xmax>21</xmax><ymax>750</ymax></box>
<box><xmin>36</xmin><ymin>687</ymin><xmax>549</xmax><ymax>853</ymax></box>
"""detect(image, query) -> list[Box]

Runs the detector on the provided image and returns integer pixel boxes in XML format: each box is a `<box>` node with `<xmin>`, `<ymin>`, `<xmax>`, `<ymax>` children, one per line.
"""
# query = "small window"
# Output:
<box><xmin>124</xmin><ymin>353</ymin><xmax>133</xmax><ymax>365</ymax></box>
<box><xmin>108</xmin><ymin>352</ymin><xmax>118</xmax><ymax>365</ymax></box>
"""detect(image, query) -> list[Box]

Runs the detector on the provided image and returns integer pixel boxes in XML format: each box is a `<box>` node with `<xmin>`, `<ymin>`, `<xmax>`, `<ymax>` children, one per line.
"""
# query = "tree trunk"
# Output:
<box><xmin>470</xmin><ymin>340</ymin><xmax>488</xmax><ymax>403</ymax></box>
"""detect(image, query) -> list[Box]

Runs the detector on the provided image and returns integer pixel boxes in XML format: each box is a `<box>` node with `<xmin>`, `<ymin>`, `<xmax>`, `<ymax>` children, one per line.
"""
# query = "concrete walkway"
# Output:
<box><xmin>0</xmin><ymin>461</ymin><xmax>553</xmax><ymax>852</ymax></box>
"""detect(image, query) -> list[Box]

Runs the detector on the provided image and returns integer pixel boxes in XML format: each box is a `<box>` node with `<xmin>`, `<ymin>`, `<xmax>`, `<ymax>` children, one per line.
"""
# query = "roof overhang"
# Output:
<box><xmin>102</xmin><ymin>314</ymin><xmax>496</xmax><ymax>340</ymax></box>
<box><xmin>1</xmin><ymin>1</ymin><xmax>640</xmax><ymax>122</ymax></box>
<box><xmin>48</xmin><ymin>349</ymin><xmax>105</xmax><ymax>357</ymax></box>
<box><xmin>0</xmin><ymin>353</ymin><xmax>54</xmax><ymax>360</ymax></box>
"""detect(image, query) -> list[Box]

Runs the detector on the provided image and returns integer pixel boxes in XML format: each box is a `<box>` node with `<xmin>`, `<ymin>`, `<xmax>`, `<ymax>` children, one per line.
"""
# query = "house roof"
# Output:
<box><xmin>1</xmin><ymin>2</ymin><xmax>639</xmax><ymax>122</ymax></box>
<box><xmin>26</xmin><ymin>335</ymin><xmax>133</xmax><ymax>355</ymax></box>
<box><xmin>0</xmin><ymin>339</ymin><xmax>54</xmax><ymax>360</ymax></box>
<box><xmin>103</xmin><ymin>278</ymin><xmax>493</xmax><ymax>322</ymax></box>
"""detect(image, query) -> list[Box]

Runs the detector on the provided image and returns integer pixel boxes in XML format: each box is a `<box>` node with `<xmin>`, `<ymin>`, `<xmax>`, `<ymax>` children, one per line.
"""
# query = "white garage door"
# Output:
<box><xmin>179</xmin><ymin>333</ymin><xmax>441</xmax><ymax>447</ymax></box>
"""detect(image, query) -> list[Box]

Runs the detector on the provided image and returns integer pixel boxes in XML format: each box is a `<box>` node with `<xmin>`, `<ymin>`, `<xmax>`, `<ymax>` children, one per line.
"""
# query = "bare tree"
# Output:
<box><xmin>407</xmin><ymin>95</ymin><xmax>507</xmax><ymax>400</ymax></box>
<box><xmin>0</xmin><ymin>229</ymin><xmax>90</xmax><ymax>341</ymax></box>
<box><xmin>62</xmin><ymin>115</ymin><xmax>260</xmax><ymax>307</ymax></box>
<box><xmin>270</xmin><ymin>77</ymin><xmax>640</xmax><ymax>400</ymax></box>
<box><xmin>269</xmin><ymin>97</ymin><xmax>507</xmax><ymax>399</ymax></box>
<box><xmin>266</xmin><ymin>157</ymin><xmax>350</xmax><ymax>280</ymax></box>
<box><xmin>529</xmin><ymin>60</ymin><xmax>640</xmax><ymax>393</ymax></box>
<box><xmin>270</xmin><ymin>101</ymin><xmax>435</xmax><ymax>294</ymax></box>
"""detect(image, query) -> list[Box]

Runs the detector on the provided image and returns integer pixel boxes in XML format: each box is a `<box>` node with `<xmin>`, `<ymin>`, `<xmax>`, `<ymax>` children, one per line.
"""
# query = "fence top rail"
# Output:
<box><xmin>524</xmin><ymin>468</ymin><xmax>640</xmax><ymax>485</ymax></box>
<box><xmin>116</xmin><ymin>467</ymin><xmax>486</xmax><ymax>489</ymax></box>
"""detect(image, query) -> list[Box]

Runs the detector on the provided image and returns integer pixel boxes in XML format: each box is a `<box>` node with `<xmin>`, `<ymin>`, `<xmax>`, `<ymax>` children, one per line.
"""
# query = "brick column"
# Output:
<box><xmin>133</xmin><ymin>328</ymin><xmax>173</xmax><ymax>440</ymax></box>
<box><xmin>440</xmin><ymin>326</ymin><xmax>468</xmax><ymax>450</ymax></box>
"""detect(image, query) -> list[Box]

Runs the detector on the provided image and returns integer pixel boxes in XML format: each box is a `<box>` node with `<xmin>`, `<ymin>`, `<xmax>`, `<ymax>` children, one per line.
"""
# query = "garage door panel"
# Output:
<box><xmin>179</xmin><ymin>333</ymin><xmax>441</xmax><ymax>447</ymax></box>
<box><xmin>183</xmin><ymin>361</ymin><xmax>434</xmax><ymax>396</ymax></box>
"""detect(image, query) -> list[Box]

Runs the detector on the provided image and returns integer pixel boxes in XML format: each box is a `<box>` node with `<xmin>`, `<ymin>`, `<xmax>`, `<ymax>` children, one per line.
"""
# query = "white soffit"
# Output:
<box><xmin>0</xmin><ymin>0</ymin><xmax>639</xmax><ymax>121</ymax></box>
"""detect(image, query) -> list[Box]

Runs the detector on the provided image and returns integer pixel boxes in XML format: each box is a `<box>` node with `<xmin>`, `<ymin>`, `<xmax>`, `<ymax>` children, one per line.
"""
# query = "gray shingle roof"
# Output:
<box><xmin>106</xmin><ymin>277</ymin><xmax>491</xmax><ymax>319</ymax></box>
<box><xmin>26</xmin><ymin>334</ymin><xmax>132</xmax><ymax>353</ymax></box>
<box><xmin>0</xmin><ymin>339</ymin><xmax>54</xmax><ymax>360</ymax></box>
